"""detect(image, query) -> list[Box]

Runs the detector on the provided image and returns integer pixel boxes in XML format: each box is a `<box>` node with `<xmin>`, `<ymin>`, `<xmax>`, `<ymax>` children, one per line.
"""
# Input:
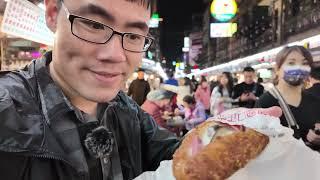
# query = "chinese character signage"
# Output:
<box><xmin>0</xmin><ymin>0</ymin><xmax>54</xmax><ymax>46</ymax></box>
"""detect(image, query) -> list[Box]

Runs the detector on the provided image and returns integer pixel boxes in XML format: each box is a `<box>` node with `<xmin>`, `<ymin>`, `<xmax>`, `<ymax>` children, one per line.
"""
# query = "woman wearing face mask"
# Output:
<box><xmin>210</xmin><ymin>72</ymin><xmax>234</xmax><ymax>116</ymax></box>
<box><xmin>255</xmin><ymin>46</ymin><xmax>320</xmax><ymax>150</ymax></box>
<box><xmin>195</xmin><ymin>78</ymin><xmax>211</xmax><ymax>115</ymax></box>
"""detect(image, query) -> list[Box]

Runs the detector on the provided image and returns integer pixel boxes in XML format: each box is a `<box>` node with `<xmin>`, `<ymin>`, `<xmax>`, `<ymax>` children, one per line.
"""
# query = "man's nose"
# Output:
<box><xmin>96</xmin><ymin>35</ymin><xmax>126</xmax><ymax>63</ymax></box>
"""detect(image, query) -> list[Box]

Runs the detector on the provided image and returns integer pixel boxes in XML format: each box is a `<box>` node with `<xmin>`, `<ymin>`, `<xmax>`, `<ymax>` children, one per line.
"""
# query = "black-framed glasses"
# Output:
<box><xmin>61</xmin><ymin>3</ymin><xmax>154</xmax><ymax>53</ymax></box>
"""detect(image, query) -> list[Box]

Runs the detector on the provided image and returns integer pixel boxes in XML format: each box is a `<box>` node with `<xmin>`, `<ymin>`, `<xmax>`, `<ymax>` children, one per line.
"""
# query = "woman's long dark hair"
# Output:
<box><xmin>218</xmin><ymin>72</ymin><xmax>233</xmax><ymax>97</ymax></box>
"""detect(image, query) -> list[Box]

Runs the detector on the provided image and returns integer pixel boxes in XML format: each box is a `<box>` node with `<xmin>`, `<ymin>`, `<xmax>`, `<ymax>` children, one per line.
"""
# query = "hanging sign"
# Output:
<box><xmin>211</xmin><ymin>0</ymin><xmax>238</xmax><ymax>22</ymax></box>
<box><xmin>1</xmin><ymin>0</ymin><xmax>54</xmax><ymax>46</ymax></box>
<box><xmin>210</xmin><ymin>23</ymin><xmax>237</xmax><ymax>38</ymax></box>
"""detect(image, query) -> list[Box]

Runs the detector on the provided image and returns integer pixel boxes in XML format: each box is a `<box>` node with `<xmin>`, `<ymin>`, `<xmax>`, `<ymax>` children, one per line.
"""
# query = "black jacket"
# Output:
<box><xmin>305</xmin><ymin>83</ymin><xmax>320</xmax><ymax>100</ymax></box>
<box><xmin>255</xmin><ymin>91</ymin><xmax>320</xmax><ymax>150</ymax></box>
<box><xmin>232</xmin><ymin>82</ymin><xmax>264</xmax><ymax>108</ymax></box>
<box><xmin>0</xmin><ymin>52</ymin><xmax>180</xmax><ymax>180</ymax></box>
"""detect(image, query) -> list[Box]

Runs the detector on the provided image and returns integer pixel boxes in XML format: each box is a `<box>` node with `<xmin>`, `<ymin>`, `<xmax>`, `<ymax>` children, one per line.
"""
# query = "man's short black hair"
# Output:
<box><xmin>58</xmin><ymin>0</ymin><xmax>153</xmax><ymax>9</ymax></box>
<box><xmin>243</xmin><ymin>66</ymin><xmax>255</xmax><ymax>73</ymax></box>
<box><xmin>137</xmin><ymin>68</ymin><xmax>145</xmax><ymax>72</ymax></box>
<box><xmin>167</xmin><ymin>71</ymin><xmax>174</xmax><ymax>78</ymax></box>
<box><xmin>310</xmin><ymin>66</ymin><xmax>320</xmax><ymax>81</ymax></box>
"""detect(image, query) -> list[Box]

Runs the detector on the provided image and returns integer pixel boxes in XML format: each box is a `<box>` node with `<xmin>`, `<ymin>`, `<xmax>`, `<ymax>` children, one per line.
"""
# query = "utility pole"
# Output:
<box><xmin>0</xmin><ymin>39</ymin><xmax>4</xmax><ymax>71</ymax></box>
<box><xmin>277</xmin><ymin>0</ymin><xmax>285</xmax><ymax>46</ymax></box>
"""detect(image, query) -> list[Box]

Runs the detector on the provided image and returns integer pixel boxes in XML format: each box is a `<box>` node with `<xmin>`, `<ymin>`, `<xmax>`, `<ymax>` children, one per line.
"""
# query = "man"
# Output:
<box><xmin>304</xmin><ymin>65</ymin><xmax>320</xmax><ymax>152</ymax></box>
<box><xmin>164</xmin><ymin>71</ymin><xmax>178</xmax><ymax>86</ymax></box>
<box><xmin>232</xmin><ymin>67</ymin><xmax>264</xmax><ymax>108</ymax></box>
<box><xmin>305</xmin><ymin>66</ymin><xmax>320</xmax><ymax>99</ymax></box>
<box><xmin>0</xmin><ymin>0</ymin><xmax>180</xmax><ymax>179</ymax></box>
<box><xmin>128</xmin><ymin>68</ymin><xmax>150</xmax><ymax>105</ymax></box>
<box><xmin>191</xmin><ymin>75</ymin><xmax>199</xmax><ymax>92</ymax></box>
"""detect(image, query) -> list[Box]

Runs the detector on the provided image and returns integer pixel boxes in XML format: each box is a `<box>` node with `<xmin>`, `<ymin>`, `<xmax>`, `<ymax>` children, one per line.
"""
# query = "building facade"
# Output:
<box><xmin>197</xmin><ymin>0</ymin><xmax>320</xmax><ymax>69</ymax></box>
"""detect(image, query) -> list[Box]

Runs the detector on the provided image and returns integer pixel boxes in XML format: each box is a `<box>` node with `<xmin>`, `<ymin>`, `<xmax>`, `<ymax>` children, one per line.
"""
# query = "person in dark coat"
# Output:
<box><xmin>232</xmin><ymin>67</ymin><xmax>264</xmax><ymax>108</ymax></box>
<box><xmin>128</xmin><ymin>68</ymin><xmax>150</xmax><ymax>105</ymax></box>
<box><xmin>305</xmin><ymin>66</ymin><xmax>320</xmax><ymax>99</ymax></box>
<box><xmin>164</xmin><ymin>71</ymin><xmax>179</xmax><ymax>86</ymax></box>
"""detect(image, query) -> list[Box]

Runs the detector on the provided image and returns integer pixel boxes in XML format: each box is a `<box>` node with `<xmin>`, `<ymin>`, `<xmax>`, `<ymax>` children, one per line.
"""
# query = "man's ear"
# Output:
<box><xmin>44</xmin><ymin>0</ymin><xmax>60</xmax><ymax>32</ymax></box>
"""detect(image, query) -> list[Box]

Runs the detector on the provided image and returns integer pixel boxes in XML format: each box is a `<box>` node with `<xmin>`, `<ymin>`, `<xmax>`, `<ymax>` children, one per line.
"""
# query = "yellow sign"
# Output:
<box><xmin>211</xmin><ymin>0</ymin><xmax>237</xmax><ymax>22</ymax></box>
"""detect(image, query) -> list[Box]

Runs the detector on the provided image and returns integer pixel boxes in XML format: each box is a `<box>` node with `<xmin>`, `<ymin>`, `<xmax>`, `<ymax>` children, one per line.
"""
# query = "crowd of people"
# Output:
<box><xmin>128</xmin><ymin>45</ymin><xmax>320</xmax><ymax>151</ymax></box>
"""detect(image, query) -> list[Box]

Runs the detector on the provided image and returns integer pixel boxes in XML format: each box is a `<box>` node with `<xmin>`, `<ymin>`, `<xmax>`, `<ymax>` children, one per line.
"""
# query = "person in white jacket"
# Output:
<box><xmin>210</xmin><ymin>72</ymin><xmax>234</xmax><ymax>116</ymax></box>
<box><xmin>161</xmin><ymin>77</ymin><xmax>193</xmax><ymax>106</ymax></box>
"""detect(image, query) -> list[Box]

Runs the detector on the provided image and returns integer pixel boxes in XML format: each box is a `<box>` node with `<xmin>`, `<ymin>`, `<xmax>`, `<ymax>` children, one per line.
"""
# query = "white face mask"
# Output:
<box><xmin>282</xmin><ymin>65</ymin><xmax>311</xmax><ymax>86</ymax></box>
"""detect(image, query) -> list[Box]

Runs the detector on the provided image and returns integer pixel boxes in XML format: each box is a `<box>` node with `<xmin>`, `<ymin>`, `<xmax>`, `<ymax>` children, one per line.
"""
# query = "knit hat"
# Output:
<box><xmin>147</xmin><ymin>90</ymin><xmax>173</xmax><ymax>101</ymax></box>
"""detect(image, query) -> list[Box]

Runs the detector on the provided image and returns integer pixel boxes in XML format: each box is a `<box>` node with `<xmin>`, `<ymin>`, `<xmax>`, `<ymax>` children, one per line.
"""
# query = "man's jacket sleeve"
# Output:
<box><xmin>0</xmin><ymin>88</ymin><xmax>28</xmax><ymax>179</ymax></box>
<box><xmin>138</xmin><ymin>108</ymin><xmax>181</xmax><ymax>171</ymax></box>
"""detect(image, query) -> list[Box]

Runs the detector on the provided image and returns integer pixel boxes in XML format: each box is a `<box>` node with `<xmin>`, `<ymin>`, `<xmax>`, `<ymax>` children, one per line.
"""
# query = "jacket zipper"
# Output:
<box><xmin>29</xmin><ymin>153</ymin><xmax>87</xmax><ymax>180</ymax></box>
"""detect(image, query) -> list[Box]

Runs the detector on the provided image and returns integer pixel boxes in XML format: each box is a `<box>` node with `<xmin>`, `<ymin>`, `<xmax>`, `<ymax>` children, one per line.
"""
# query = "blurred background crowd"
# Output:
<box><xmin>126</xmin><ymin>45</ymin><xmax>320</xmax><ymax>151</ymax></box>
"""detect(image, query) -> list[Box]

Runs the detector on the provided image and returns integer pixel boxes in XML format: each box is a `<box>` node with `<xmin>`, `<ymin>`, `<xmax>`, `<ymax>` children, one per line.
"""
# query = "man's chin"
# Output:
<box><xmin>83</xmin><ymin>91</ymin><xmax>120</xmax><ymax>103</ymax></box>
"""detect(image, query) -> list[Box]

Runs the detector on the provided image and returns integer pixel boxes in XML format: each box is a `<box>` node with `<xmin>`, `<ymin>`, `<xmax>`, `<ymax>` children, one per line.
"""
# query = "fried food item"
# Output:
<box><xmin>173</xmin><ymin>121</ymin><xmax>269</xmax><ymax>180</ymax></box>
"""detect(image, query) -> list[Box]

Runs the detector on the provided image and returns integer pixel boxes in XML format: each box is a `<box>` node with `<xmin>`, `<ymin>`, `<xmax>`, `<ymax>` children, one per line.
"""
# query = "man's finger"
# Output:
<box><xmin>307</xmin><ymin>130</ymin><xmax>319</xmax><ymax>142</ymax></box>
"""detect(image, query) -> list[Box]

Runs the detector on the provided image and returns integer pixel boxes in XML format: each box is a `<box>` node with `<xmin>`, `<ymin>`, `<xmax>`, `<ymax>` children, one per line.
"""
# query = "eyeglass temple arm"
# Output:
<box><xmin>61</xmin><ymin>2</ymin><xmax>70</xmax><ymax>18</ymax></box>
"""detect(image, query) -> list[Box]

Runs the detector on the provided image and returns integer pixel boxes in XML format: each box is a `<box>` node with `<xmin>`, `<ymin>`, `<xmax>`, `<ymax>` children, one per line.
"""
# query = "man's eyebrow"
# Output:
<box><xmin>125</xmin><ymin>21</ymin><xmax>149</xmax><ymax>32</ymax></box>
<box><xmin>287</xmin><ymin>58</ymin><xmax>297</xmax><ymax>61</ymax></box>
<box><xmin>75</xmin><ymin>3</ymin><xmax>115</xmax><ymax>22</ymax></box>
<box><xmin>75</xmin><ymin>4</ymin><xmax>149</xmax><ymax>32</ymax></box>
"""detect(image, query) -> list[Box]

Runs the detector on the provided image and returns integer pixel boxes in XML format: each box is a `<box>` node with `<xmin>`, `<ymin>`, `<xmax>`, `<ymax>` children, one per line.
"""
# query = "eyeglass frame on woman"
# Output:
<box><xmin>60</xmin><ymin>2</ymin><xmax>154</xmax><ymax>53</ymax></box>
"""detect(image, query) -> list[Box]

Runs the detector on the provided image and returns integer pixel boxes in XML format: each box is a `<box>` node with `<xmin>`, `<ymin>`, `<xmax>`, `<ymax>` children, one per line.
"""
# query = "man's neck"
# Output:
<box><xmin>49</xmin><ymin>62</ymin><xmax>98</xmax><ymax>116</ymax></box>
<box><xmin>245</xmin><ymin>82</ymin><xmax>254</xmax><ymax>85</ymax></box>
<box><xmin>69</xmin><ymin>97</ymin><xmax>98</xmax><ymax>116</ymax></box>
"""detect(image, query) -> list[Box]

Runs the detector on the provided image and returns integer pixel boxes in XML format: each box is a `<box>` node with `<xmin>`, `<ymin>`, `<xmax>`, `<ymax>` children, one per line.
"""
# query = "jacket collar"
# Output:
<box><xmin>33</xmin><ymin>52</ymin><xmax>75</xmax><ymax>125</ymax></box>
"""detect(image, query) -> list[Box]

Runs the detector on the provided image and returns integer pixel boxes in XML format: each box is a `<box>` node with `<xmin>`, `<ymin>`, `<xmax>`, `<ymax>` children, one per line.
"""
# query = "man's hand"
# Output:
<box><xmin>307</xmin><ymin>123</ymin><xmax>320</xmax><ymax>145</ymax></box>
<box><xmin>240</xmin><ymin>93</ymin><xmax>250</xmax><ymax>102</ymax></box>
<box><xmin>248</xmin><ymin>93</ymin><xmax>257</xmax><ymax>101</ymax></box>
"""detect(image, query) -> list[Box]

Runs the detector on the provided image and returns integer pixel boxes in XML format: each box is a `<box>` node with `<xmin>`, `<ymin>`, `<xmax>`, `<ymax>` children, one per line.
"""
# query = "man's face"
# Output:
<box><xmin>243</xmin><ymin>71</ymin><xmax>255</xmax><ymax>84</ymax></box>
<box><xmin>45</xmin><ymin>0</ymin><xmax>151</xmax><ymax>102</ymax></box>
<box><xmin>138</xmin><ymin>71</ymin><xmax>145</xmax><ymax>80</ymax></box>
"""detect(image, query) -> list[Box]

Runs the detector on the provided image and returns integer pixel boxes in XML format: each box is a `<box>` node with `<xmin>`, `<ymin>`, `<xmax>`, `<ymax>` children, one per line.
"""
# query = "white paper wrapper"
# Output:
<box><xmin>134</xmin><ymin>108</ymin><xmax>320</xmax><ymax>180</ymax></box>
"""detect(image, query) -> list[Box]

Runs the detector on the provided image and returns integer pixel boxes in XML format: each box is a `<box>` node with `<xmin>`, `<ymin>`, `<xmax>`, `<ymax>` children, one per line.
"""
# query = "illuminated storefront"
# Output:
<box><xmin>0</xmin><ymin>0</ymin><xmax>53</xmax><ymax>70</ymax></box>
